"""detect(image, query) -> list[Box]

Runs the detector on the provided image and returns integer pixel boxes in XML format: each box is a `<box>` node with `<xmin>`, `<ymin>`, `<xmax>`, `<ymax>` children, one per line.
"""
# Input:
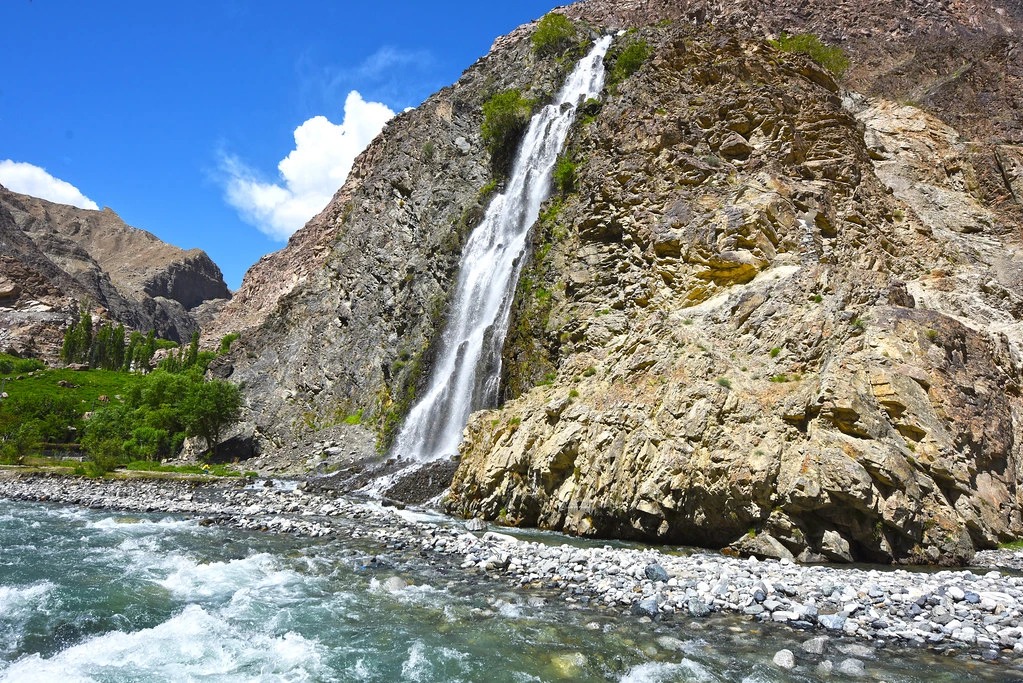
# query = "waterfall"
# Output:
<box><xmin>393</xmin><ymin>35</ymin><xmax>613</xmax><ymax>462</ymax></box>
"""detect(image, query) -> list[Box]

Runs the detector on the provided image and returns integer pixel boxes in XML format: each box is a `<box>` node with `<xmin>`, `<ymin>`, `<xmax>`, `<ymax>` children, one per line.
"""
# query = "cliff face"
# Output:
<box><xmin>212</xmin><ymin>0</ymin><xmax>1021</xmax><ymax>563</ymax></box>
<box><xmin>445</xmin><ymin>4</ymin><xmax>1023</xmax><ymax>564</ymax></box>
<box><xmin>0</xmin><ymin>186</ymin><xmax>231</xmax><ymax>358</ymax></box>
<box><xmin>206</xmin><ymin>25</ymin><xmax>574</xmax><ymax>450</ymax></box>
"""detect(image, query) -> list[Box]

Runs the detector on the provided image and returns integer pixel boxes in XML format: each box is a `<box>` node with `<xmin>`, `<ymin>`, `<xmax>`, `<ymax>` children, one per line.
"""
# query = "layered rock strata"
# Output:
<box><xmin>447</xmin><ymin>15</ymin><xmax>1023</xmax><ymax>564</ymax></box>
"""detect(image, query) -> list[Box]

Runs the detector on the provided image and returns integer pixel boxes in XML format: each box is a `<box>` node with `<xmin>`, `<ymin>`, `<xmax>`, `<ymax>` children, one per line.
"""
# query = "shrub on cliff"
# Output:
<box><xmin>607</xmin><ymin>38</ymin><xmax>651</xmax><ymax>90</ymax></box>
<box><xmin>531</xmin><ymin>13</ymin><xmax>577</xmax><ymax>56</ymax></box>
<box><xmin>770</xmin><ymin>32</ymin><xmax>850</xmax><ymax>77</ymax></box>
<box><xmin>552</xmin><ymin>155</ymin><xmax>577</xmax><ymax>195</ymax></box>
<box><xmin>482</xmin><ymin>89</ymin><xmax>535</xmax><ymax>176</ymax></box>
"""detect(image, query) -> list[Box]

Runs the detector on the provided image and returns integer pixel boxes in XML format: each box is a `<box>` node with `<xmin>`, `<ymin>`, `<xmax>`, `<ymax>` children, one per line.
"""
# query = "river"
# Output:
<box><xmin>1</xmin><ymin>498</ymin><xmax>1019</xmax><ymax>681</ymax></box>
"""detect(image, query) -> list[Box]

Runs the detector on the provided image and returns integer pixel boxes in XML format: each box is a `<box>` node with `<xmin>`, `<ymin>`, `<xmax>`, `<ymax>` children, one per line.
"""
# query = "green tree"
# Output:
<box><xmin>182</xmin><ymin>378</ymin><xmax>242</xmax><ymax>459</ymax></box>
<box><xmin>61</xmin><ymin>309</ymin><xmax>94</xmax><ymax>365</ymax></box>
<box><xmin>184</xmin><ymin>331</ymin><xmax>200</xmax><ymax>368</ymax></box>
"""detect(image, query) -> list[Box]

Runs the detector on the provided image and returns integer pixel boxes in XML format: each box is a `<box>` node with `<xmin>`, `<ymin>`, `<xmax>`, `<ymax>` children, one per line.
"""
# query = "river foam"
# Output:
<box><xmin>0</xmin><ymin>604</ymin><xmax>326</xmax><ymax>683</ymax></box>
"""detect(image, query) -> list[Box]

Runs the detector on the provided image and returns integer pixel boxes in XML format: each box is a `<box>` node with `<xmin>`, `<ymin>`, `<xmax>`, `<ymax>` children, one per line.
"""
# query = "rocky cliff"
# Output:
<box><xmin>204</xmin><ymin>23</ymin><xmax>575</xmax><ymax>453</ymax></box>
<box><xmin>212</xmin><ymin>0</ymin><xmax>1022</xmax><ymax>563</ymax></box>
<box><xmin>0</xmin><ymin>186</ymin><xmax>231</xmax><ymax>358</ymax></box>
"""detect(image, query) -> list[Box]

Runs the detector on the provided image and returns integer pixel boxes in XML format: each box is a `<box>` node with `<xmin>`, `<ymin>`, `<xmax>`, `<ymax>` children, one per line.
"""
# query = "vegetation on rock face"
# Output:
<box><xmin>219</xmin><ymin>332</ymin><xmax>240</xmax><ymax>354</ymax></box>
<box><xmin>769</xmin><ymin>32</ymin><xmax>850</xmax><ymax>77</ymax></box>
<box><xmin>606</xmin><ymin>37</ymin><xmax>651</xmax><ymax>90</ymax></box>
<box><xmin>531</xmin><ymin>13</ymin><xmax>578</xmax><ymax>56</ymax></box>
<box><xmin>482</xmin><ymin>89</ymin><xmax>535</xmax><ymax>176</ymax></box>
<box><xmin>500</xmin><ymin>198</ymin><xmax>566</xmax><ymax>399</ymax></box>
<box><xmin>552</xmin><ymin>155</ymin><xmax>578</xmax><ymax>195</ymax></box>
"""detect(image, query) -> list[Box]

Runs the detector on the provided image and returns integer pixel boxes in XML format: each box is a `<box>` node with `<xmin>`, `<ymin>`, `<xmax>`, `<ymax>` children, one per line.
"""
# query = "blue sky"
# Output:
<box><xmin>2</xmin><ymin>0</ymin><xmax>561</xmax><ymax>290</ymax></box>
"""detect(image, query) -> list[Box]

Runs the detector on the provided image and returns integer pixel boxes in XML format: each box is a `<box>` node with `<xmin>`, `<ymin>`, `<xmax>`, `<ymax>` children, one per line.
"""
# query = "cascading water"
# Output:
<box><xmin>393</xmin><ymin>35</ymin><xmax>613</xmax><ymax>463</ymax></box>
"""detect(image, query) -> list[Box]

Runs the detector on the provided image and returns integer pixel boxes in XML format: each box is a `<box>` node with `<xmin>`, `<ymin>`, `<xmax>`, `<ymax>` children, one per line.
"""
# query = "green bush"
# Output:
<box><xmin>482</xmin><ymin>89</ymin><xmax>535</xmax><ymax>175</ymax></box>
<box><xmin>219</xmin><ymin>332</ymin><xmax>240</xmax><ymax>354</ymax></box>
<box><xmin>552</xmin><ymin>155</ymin><xmax>577</xmax><ymax>195</ymax></box>
<box><xmin>607</xmin><ymin>39</ymin><xmax>651</xmax><ymax>89</ymax></box>
<box><xmin>531</xmin><ymin>13</ymin><xmax>577</xmax><ymax>56</ymax></box>
<box><xmin>0</xmin><ymin>354</ymin><xmax>45</xmax><ymax>375</ymax></box>
<box><xmin>769</xmin><ymin>33</ymin><xmax>850</xmax><ymax>77</ymax></box>
<box><xmin>84</xmin><ymin>438</ymin><xmax>123</xmax><ymax>477</ymax></box>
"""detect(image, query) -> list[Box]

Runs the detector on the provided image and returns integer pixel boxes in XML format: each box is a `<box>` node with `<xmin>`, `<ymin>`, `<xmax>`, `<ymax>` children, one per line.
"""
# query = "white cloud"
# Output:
<box><xmin>0</xmin><ymin>160</ymin><xmax>99</xmax><ymax>210</ymax></box>
<box><xmin>222</xmin><ymin>90</ymin><xmax>394</xmax><ymax>241</ymax></box>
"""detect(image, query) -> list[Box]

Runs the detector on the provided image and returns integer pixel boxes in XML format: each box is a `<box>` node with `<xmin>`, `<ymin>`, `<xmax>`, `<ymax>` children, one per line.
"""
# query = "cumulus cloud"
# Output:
<box><xmin>0</xmin><ymin>160</ymin><xmax>99</xmax><ymax>210</ymax></box>
<box><xmin>222</xmin><ymin>90</ymin><xmax>394</xmax><ymax>240</ymax></box>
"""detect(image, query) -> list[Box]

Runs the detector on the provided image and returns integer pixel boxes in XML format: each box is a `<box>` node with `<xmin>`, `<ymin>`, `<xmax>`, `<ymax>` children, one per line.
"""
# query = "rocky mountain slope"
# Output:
<box><xmin>0</xmin><ymin>186</ymin><xmax>230</xmax><ymax>358</ymax></box>
<box><xmin>212</xmin><ymin>0</ymin><xmax>1021</xmax><ymax>563</ymax></box>
<box><xmin>203</xmin><ymin>27</ymin><xmax>575</xmax><ymax>451</ymax></box>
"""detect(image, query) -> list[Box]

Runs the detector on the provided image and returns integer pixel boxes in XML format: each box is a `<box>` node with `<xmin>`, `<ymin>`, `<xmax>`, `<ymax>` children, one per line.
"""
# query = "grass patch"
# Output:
<box><xmin>0</xmin><ymin>365</ymin><xmax>134</xmax><ymax>407</ymax></box>
<box><xmin>341</xmin><ymin>409</ymin><xmax>363</xmax><ymax>426</ymax></box>
<box><xmin>769</xmin><ymin>347</ymin><xmax>782</xmax><ymax>358</ymax></box>
<box><xmin>716</xmin><ymin>377</ymin><xmax>732</xmax><ymax>389</ymax></box>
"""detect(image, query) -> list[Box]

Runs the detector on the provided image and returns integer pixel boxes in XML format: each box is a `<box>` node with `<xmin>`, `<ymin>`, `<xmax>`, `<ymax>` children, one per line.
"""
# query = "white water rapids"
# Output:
<box><xmin>392</xmin><ymin>35</ymin><xmax>614</xmax><ymax>462</ymax></box>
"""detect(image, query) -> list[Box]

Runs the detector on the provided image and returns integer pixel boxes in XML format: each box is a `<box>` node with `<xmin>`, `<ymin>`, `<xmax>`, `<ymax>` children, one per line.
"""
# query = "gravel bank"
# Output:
<box><xmin>2</xmin><ymin>472</ymin><xmax>1023</xmax><ymax>670</ymax></box>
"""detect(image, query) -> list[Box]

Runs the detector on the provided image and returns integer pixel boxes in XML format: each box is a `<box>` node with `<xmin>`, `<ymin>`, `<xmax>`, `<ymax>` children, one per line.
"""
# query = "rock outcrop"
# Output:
<box><xmin>0</xmin><ymin>186</ymin><xmax>230</xmax><ymax>358</ymax></box>
<box><xmin>209</xmin><ymin>0</ymin><xmax>1022</xmax><ymax>564</ymax></box>
<box><xmin>445</xmin><ymin>6</ymin><xmax>1023</xmax><ymax>564</ymax></box>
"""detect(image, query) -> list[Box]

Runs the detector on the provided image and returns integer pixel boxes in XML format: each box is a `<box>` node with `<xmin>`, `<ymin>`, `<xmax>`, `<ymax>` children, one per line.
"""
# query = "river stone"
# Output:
<box><xmin>837</xmin><ymin>658</ymin><xmax>867</xmax><ymax>677</ymax></box>
<box><xmin>801</xmin><ymin>636</ymin><xmax>829</xmax><ymax>655</ymax></box>
<box><xmin>687</xmin><ymin>597</ymin><xmax>711</xmax><ymax>617</ymax></box>
<box><xmin>632</xmin><ymin>596</ymin><xmax>660</xmax><ymax>617</ymax></box>
<box><xmin>550</xmin><ymin>652</ymin><xmax>587</xmax><ymax>679</ymax></box>
<box><xmin>464</xmin><ymin>518</ymin><xmax>487</xmax><ymax>532</ymax></box>
<box><xmin>645</xmin><ymin>563</ymin><xmax>670</xmax><ymax>582</ymax></box>
<box><xmin>772</xmin><ymin>649</ymin><xmax>796</xmax><ymax>669</ymax></box>
<box><xmin>818</xmin><ymin>613</ymin><xmax>846</xmax><ymax>631</ymax></box>
<box><xmin>838</xmin><ymin>643</ymin><xmax>874</xmax><ymax>658</ymax></box>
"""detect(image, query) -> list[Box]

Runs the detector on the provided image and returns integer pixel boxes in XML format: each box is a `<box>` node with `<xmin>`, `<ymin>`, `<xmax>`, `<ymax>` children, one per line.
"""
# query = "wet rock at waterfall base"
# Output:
<box><xmin>381</xmin><ymin>460</ymin><xmax>460</xmax><ymax>505</ymax></box>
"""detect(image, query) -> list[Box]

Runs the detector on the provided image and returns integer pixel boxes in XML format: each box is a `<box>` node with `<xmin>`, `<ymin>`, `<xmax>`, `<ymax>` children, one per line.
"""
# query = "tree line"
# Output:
<box><xmin>2</xmin><ymin>314</ymin><xmax>243</xmax><ymax>473</ymax></box>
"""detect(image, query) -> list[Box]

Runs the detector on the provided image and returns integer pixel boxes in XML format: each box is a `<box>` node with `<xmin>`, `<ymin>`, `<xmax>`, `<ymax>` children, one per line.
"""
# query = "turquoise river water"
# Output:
<box><xmin>1</xmin><ymin>499</ymin><xmax>1020</xmax><ymax>682</ymax></box>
